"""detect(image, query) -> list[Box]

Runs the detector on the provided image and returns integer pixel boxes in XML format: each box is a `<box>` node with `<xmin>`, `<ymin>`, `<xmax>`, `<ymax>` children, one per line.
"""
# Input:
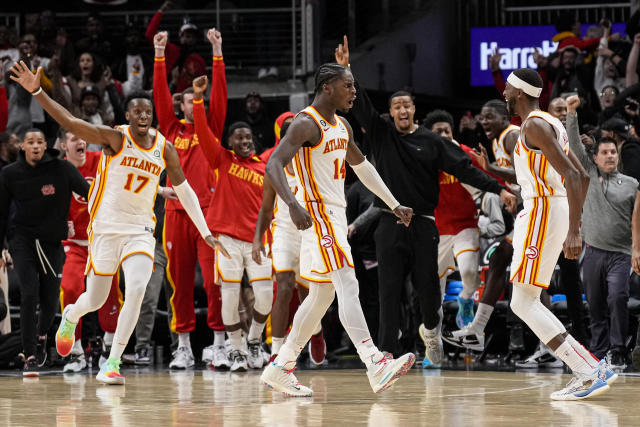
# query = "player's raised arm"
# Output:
<box><xmin>524</xmin><ymin>118</ymin><xmax>588</xmax><ymax>259</ymax></box>
<box><xmin>343</xmin><ymin>120</ymin><xmax>413</xmax><ymax>227</ymax></box>
<box><xmin>163</xmin><ymin>141</ymin><xmax>230</xmax><ymax>258</ymax></box>
<box><xmin>265</xmin><ymin>115</ymin><xmax>318</xmax><ymax>230</ymax></box>
<box><xmin>252</xmin><ymin>175</ymin><xmax>277</xmax><ymax>264</ymax></box>
<box><xmin>10</xmin><ymin>61</ymin><xmax>122</xmax><ymax>153</ymax></box>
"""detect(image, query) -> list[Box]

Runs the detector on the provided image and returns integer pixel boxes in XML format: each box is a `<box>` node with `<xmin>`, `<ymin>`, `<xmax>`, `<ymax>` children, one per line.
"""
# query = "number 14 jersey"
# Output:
<box><xmin>88</xmin><ymin>125</ymin><xmax>167</xmax><ymax>235</ymax></box>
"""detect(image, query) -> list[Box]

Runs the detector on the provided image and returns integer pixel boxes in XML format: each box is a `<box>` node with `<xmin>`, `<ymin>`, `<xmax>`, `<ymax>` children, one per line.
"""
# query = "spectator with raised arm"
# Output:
<box><xmin>626</xmin><ymin>33</ymin><xmax>640</xmax><ymax>88</ymax></box>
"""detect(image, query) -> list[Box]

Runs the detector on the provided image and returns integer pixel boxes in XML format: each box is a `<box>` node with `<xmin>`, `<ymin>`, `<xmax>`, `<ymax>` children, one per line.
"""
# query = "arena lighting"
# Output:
<box><xmin>470</xmin><ymin>23</ymin><xmax>625</xmax><ymax>86</ymax></box>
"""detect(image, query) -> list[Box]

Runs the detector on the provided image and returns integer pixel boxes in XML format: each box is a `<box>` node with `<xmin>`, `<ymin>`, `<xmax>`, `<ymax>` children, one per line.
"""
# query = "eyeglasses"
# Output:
<box><xmin>600</xmin><ymin>90</ymin><xmax>617</xmax><ymax>97</ymax></box>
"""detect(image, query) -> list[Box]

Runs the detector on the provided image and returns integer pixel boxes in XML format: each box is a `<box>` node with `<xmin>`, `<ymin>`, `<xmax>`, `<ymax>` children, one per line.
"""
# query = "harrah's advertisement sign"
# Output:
<box><xmin>471</xmin><ymin>24</ymin><xmax>625</xmax><ymax>86</ymax></box>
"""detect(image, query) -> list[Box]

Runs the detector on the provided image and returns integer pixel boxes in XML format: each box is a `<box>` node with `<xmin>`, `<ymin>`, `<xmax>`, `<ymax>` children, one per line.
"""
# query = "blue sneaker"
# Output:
<box><xmin>598</xmin><ymin>358</ymin><xmax>618</xmax><ymax>384</ymax></box>
<box><xmin>550</xmin><ymin>371</ymin><xmax>610</xmax><ymax>401</ymax></box>
<box><xmin>456</xmin><ymin>296</ymin><xmax>475</xmax><ymax>329</ymax></box>
<box><xmin>421</xmin><ymin>355</ymin><xmax>441</xmax><ymax>369</ymax></box>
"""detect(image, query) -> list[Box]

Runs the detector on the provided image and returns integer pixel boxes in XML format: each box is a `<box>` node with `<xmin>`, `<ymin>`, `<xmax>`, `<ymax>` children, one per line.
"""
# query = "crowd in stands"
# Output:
<box><xmin>0</xmin><ymin>5</ymin><xmax>639</xmax><ymax>375</ymax></box>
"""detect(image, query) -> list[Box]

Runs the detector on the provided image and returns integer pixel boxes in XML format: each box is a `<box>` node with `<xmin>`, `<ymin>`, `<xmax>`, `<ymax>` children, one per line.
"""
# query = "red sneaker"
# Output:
<box><xmin>308</xmin><ymin>331</ymin><xmax>326</xmax><ymax>366</ymax></box>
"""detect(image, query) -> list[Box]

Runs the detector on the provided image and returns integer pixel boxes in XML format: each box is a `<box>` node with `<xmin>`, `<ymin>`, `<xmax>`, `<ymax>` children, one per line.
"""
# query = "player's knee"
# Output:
<box><xmin>252</xmin><ymin>280</ymin><xmax>273</xmax><ymax>315</ymax></box>
<box><xmin>220</xmin><ymin>282</ymin><xmax>241</xmax><ymax>324</ymax></box>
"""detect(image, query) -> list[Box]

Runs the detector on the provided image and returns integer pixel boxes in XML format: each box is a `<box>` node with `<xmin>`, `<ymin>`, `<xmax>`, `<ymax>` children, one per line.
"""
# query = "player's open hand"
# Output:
<box><xmin>252</xmin><ymin>240</ymin><xmax>266</xmax><ymax>265</ymax></box>
<box><xmin>192</xmin><ymin>75</ymin><xmax>208</xmax><ymax>95</ymax></box>
<box><xmin>206</xmin><ymin>235</ymin><xmax>231</xmax><ymax>259</ymax></box>
<box><xmin>470</xmin><ymin>145</ymin><xmax>489</xmax><ymax>171</ymax></box>
<box><xmin>562</xmin><ymin>231</ymin><xmax>582</xmax><ymax>260</ymax></box>
<box><xmin>393</xmin><ymin>205</ymin><xmax>413</xmax><ymax>227</ymax></box>
<box><xmin>289</xmin><ymin>202</ymin><xmax>313</xmax><ymax>230</ymax></box>
<box><xmin>9</xmin><ymin>60</ymin><xmax>42</xmax><ymax>93</ymax></box>
<box><xmin>154</xmin><ymin>31</ymin><xmax>168</xmax><ymax>48</ymax></box>
<box><xmin>335</xmin><ymin>35</ymin><xmax>349</xmax><ymax>67</ymax></box>
<box><xmin>499</xmin><ymin>189</ymin><xmax>517</xmax><ymax>213</ymax></box>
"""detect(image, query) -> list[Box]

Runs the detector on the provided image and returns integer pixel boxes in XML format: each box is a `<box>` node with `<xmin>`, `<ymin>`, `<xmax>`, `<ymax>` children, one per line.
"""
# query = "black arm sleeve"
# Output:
<box><xmin>351</xmin><ymin>80</ymin><xmax>389</xmax><ymax>156</ymax></box>
<box><xmin>0</xmin><ymin>172</ymin><xmax>11</xmax><ymax>246</ymax></box>
<box><xmin>439</xmin><ymin>138</ymin><xmax>504</xmax><ymax>194</ymax></box>
<box><xmin>65</xmin><ymin>161</ymin><xmax>90</xmax><ymax>198</ymax></box>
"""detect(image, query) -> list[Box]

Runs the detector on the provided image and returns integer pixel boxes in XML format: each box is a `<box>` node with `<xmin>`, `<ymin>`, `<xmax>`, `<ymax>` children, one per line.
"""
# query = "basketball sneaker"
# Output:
<box><xmin>515</xmin><ymin>343</ymin><xmax>563</xmax><ymax>368</ymax></box>
<box><xmin>169</xmin><ymin>346</ymin><xmax>195</xmax><ymax>369</ymax></box>
<box><xmin>97</xmin><ymin>357</ymin><xmax>125</xmax><ymax>385</ymax></box>
<box><xmin>419</xmin><ymin>324</ymin><xmax>444</xmax><ymax>365</ymax></box>
<box><xmin>230</xmin><ymin>350</ymin><xmax>248</xmax><ymax>372</ymax></box>
<box><xmin>247</xmin><ymin>340</ymin><xmax>266</xmax><ymax>369</ymax></box>
<box><xmin>23</xmin><ymin>355</ymin><xmax>39</xmax><ymax>377</ymax></box>
<box><xmin>56</xmin><ymin>306</ymin><xmax>77</xmax><ymax>357</ymax></box>
<box><xmin>606</xmin><ymin>349</ymin><xmax>627</xmax><ymax>371</ymax></box>
<box><xmin>212</xmin><ymin>345</ymin><xmax>231</xmax><ymax>370</ymax></box>
<box><xmin>308</xmin><ymin>332</ymin><xmax>326</xmax><ymax>366</ymax></box>
<box><xmin>599</xmin><ymin>357</ymin><xmax>618</xmax><ymax>384</ymax></box>
<box><xmin>261</xmin><ymin>361</ymin><xmax>313</xmax><ymax>397</ymax></box>
<box><xmin>134</xmin><ymin>347</ymin><xmax>151</xmax><ymax>365</ymax></box>
<box><xmin>442</xmin><ymin>325</ymin><xmax>485</xmax><ymax>352</ymax></box>
<box><xmin>550</xmin><ymin>369</ymin><xmax>609</xmax><ymax>401</ymax></box>
<box><xmin>99</xmin><ymin>344</ymin><xmax>111</xmax><ymax>368</ymax></box>
<box><xmin>456</xmin><ymin>296</ymin><xmax>475</xmax><ymax>329</ymax></box>
<box><xmin>63</xmin><ymin>353</ymin><xmax>87</xmax><ymax>373</ymax></box>
<box><xmin>367</xmin><ymin>352</ymin><xmax>415</xmax><ymax>393</ymax></box>
<box><xmin>202</xmin><ymin>344</ymin><xmax>215</xmax><ymax>364</ymax></box>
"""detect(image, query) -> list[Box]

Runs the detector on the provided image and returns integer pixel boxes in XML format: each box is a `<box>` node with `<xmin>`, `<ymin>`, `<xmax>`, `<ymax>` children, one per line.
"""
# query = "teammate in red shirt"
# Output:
<box><xmin>193</xmin><ymin>75</ymin><xmax>273</xmax><ymax>372</ymax></box>
<box><xmin>58</xmin><ymin>129</ymin><xmax>122</xmax><ymax>372</ymax></box>
<box><xmin>153</xmin><ymin>29</ymin><xmax>227</xmax><ymax>369</ymax></box>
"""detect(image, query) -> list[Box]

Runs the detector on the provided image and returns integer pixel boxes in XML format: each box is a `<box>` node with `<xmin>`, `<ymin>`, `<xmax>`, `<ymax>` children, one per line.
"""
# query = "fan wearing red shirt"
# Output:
<box><xmin>153</xmin><ymin>30</ymin><xmax>227</xmax><ymax>369</ymax></box>
<box><xmin>192</xmin><ymin>75</ymin><xmax>273</xmax><ymax>373</ymax></box>
<box><xmin>58</xmin><ymin>129</ymin><xmax>122</xmax><ymax>372</ymax></box>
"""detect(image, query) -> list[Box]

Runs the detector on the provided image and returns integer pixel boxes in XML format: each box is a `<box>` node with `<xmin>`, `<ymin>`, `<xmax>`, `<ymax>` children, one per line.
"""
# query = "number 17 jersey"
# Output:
<box><xmin>88</xmin><ymin>125</ymin><xmax>167</xmax><ymax>235</ymax></box>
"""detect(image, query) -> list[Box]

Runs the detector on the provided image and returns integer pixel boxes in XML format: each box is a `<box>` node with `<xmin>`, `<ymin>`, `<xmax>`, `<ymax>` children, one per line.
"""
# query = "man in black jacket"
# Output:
<box><xmin>0</xmin><ymin>128</ymin><xmax>89</xmax><ymax>376</ymax></box>
<box><xmin>335</xmin><ymin>37</ymin><xmax>516</xmax><ymax>361</ymax></box>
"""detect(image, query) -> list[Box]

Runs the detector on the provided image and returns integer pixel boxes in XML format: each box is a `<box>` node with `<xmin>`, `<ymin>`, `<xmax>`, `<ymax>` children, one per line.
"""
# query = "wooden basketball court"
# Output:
<box><xmin>0</xmin><ymin>368</ymin><xmax>638</xmax><ymax>426</ymax></box>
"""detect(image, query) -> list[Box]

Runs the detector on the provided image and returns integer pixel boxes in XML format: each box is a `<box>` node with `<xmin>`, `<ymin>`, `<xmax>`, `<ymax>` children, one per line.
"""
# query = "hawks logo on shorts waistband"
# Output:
<box><xmin>525</xmin><ymin>245</ymin><xmax>539</xmax><ymax>260</ymax></box>
<box><xmin>321</xmin><ymin>235</ymin><xmax>334</xmax><ymax>248</ymax></box>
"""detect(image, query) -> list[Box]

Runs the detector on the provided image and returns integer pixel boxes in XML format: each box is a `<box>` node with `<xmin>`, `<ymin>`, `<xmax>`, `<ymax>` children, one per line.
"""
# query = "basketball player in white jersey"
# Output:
<box><xmin>10</xmin><ymin>60</ymin><xmax>229</xmax><ymax>385</ymax></box>
<box><xmin>260</xmin><ymin>63</ymin><xmax>415</xmax><ymax>397</ymax></box>
<box><xmin>503</xmin><ymin>67</ymin><xmax>615</xmax><ymax>400</ymax></box>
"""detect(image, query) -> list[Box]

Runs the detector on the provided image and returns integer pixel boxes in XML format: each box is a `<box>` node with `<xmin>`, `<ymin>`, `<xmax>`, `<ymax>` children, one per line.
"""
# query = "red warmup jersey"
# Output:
<box><xmin>65</xmin><ymin>151</ymin><xmax>101</xmax><ymax>246</ymax></box>
<box><xmin>153</xmin><ymin>54</ymin><xmax>228</xmax><ymax>211</ymax></box>
<box><xmin>193</xmin><ymin>98</ymin><xmax>269</xmax><ymax>243</ymax></box>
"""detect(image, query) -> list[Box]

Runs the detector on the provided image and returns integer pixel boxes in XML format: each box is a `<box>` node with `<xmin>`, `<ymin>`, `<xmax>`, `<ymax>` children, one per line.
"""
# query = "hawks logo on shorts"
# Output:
<box><xmin>524</xmin><ymin>245</ymin><xmax>539</xmax><ymax>260</ymax></box>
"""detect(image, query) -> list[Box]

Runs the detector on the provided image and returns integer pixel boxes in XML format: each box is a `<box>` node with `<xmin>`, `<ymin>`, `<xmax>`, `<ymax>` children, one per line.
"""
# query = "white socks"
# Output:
<box><xmin>228</xmin><ymin>329</ymin><xmax>243</xmax><ymax>351</ymax></box>
<box><xmin>472</xmin><ymin>303</ymin><xmax>494</xmax><ymax>332</ymax></box>
<box><xmin>272</xmin><ymin>337</ymin><xmax>284</xmax><ymax>355</ymax></box>
<box><xmin>554</xmin><ymin>341</ymin><xmax>593</xmax><ymax>375</ymax></box>
<box><xmin>178</xmin><ymin>332</ymin><xmax>191</xmax><ymax>350</ymax></box>
<box><xmin>213</xmin><ymin>330</ymin><xmax>225</xmax><ymax>347</ymax></box>
<box><xmin>565</xmin><ymin>334</ymin><xmax>599</xmax><ymax>369</ymax></box>
<box><xmin>248</xmin><ymin>319</ymin><xmax>266</xmax><ymax>342</ymax></box>
<box><xmin>103</xmin><ymin>332</ymin><xmax>114</xmax><ymax>346</ymax></box>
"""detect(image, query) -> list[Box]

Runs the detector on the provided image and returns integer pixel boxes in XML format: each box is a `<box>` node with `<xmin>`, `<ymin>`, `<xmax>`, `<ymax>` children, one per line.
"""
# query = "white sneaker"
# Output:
<box><xmin>442</xmin><ymin>325</ymin><xmax>485</xmax><ymax>351</ymax></box>
<box><xmin>63</xmin><ymin>353</ymin><xmax>87</xmax><ymax>373</ymax></box>
<box><xmin>230</xmin><ymin>350</ymin><xmax>248</xmax><ymax>372</ymax></box>
<box><xmin>202</xmin><ymin>344</ymin><xmax>215</xmax><ymax>364</ymax></box>
<box><xmin>367</xmin><ymin>352</ymin><xmax>415</xmax><ymax>393</ymax></box>
<box><xmin>169</xmin><ymin>347</ymin><xmax>195</xmax><ymax>369</ymax></box>
<box><xmin>550</xmin><ymin>369</ymin><xmax>610</xmax><ymax>401</ymax></box>
<box><xmin>261</xmin><ymin>362</ymin><xmax>313</xmax><ymax>397</ymax></box>
<box><xmin>516</xmin><ymin>343</ymin><xmax>563</xmax><ymax>368</ymax></box>
<box><xmin>419</xmin><ymin>324</ymin><xmax>444</xmax><ymax>365</ymax></box>
<box><xmin>247</xmin><ymin>340</ymin><xmax>266</xmax><ymax>369</ymax></box>
<box><xmin>212</xmin><ymin>345</ymin><xmax>231</xmax><ymax>370</ymax></box>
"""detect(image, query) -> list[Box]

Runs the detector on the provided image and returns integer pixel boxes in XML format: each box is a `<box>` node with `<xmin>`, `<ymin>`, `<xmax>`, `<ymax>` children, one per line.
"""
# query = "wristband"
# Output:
<box><xmin>213</xmin><ymin>55</ymin><xmax>223</xmax><ymax>61</ymax></box>
<box><xmin>154</xmin><ymin>56</ymin><xmax>165</xmax><ymax>62</ymax></box>
<box><xmin>193</xmin><ymin>98</ymin><xmax>204</xmax><ymax>104</ymax></box>
<box><xmin>31</xmin><ymin>87</ymin><xmax>42</xmax><ymax>96</ymax></box>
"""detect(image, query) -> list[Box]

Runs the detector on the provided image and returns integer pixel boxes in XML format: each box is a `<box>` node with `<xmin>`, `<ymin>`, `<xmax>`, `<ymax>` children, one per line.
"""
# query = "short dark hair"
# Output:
<box><xmin>181</xmin><ymin>87</ymin><xmax>194</xmax><ymax>97</ymax></box>
<box><xmin>21</xmin><ymin>128</ymin><xmax>45</xmax><ymax>140</ymax></box>
<box><xmin>388</xmin><ymin>90</ymin><xmax>414</xmax><ymax>107</ymax></box>
<box><xmin>314</xmin><ymin>63</ymin><xmax>349</xmax><ymax>94</ymax></box>
<box><xmin>423</xmin><ymin>109</ymin><xmax>453</xmax><ymax>130</ymax></box>
<box><xmin>482</xmin><ymin>99</ymin><xmax>509</xmax><ymax>119</ymax></box>
<box><xmin>228</xmin><ymin>121</ymin><xmax>252</xmax><ymax>136</ymax></box>
<box><xmin>124</xmin><ymin>91</ymin><xmax>152</xmax><ymax>110</ymax></box>
<box><xmin>594</xmin><ymin>136</ymin><xmax>618</xmax><ymax>154</ymax></box>
<box><xmin>57</xmin><ymin>127</ymin><xmax>72</xmax><ymax>141</ymax></box>
<box><xmin>512</xmin><ymin>68</ymin><xmax>543</xmax><ymax>99</ymax></box>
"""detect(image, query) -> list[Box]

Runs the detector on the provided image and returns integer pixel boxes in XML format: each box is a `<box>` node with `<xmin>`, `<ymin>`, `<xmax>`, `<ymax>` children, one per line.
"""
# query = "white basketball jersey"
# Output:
<box><xmin>88</xmin><ymin>125</ymin><xmax>167</xmax><ymax>234</ymax></box>
<box><xmin>293</xmin><ymin>106</ymin><xmax>350</xmax><ymax>208</ymax></box>
<box><xmin>513</xmin><ymin>111</ymin><xmax>568</xmax><ymax>200</ymax></box>
<box><xmin>273</xmin><ymin>165</ymin><xmax>299</xmax><ymax>229</ymax></box>
<box><xmin>492</xmin><ymin>124</ymin><xmax>519</xmax><ymax>167</ymax></box>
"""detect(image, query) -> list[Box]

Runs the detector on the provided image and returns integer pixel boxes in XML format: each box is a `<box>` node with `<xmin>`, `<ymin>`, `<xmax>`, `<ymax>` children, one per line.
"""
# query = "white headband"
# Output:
<box><xmin>507</xmin><ymin>73</ymin><xmax>542</xmax><ymax>98</ymax></box>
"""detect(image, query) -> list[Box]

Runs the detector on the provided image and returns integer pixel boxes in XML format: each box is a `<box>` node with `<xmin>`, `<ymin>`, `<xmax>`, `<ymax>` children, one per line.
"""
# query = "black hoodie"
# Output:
<box><xmin>0</xmin><ymin>148</ymin><xmax>89</xmax><ymax>244</ymax></box>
